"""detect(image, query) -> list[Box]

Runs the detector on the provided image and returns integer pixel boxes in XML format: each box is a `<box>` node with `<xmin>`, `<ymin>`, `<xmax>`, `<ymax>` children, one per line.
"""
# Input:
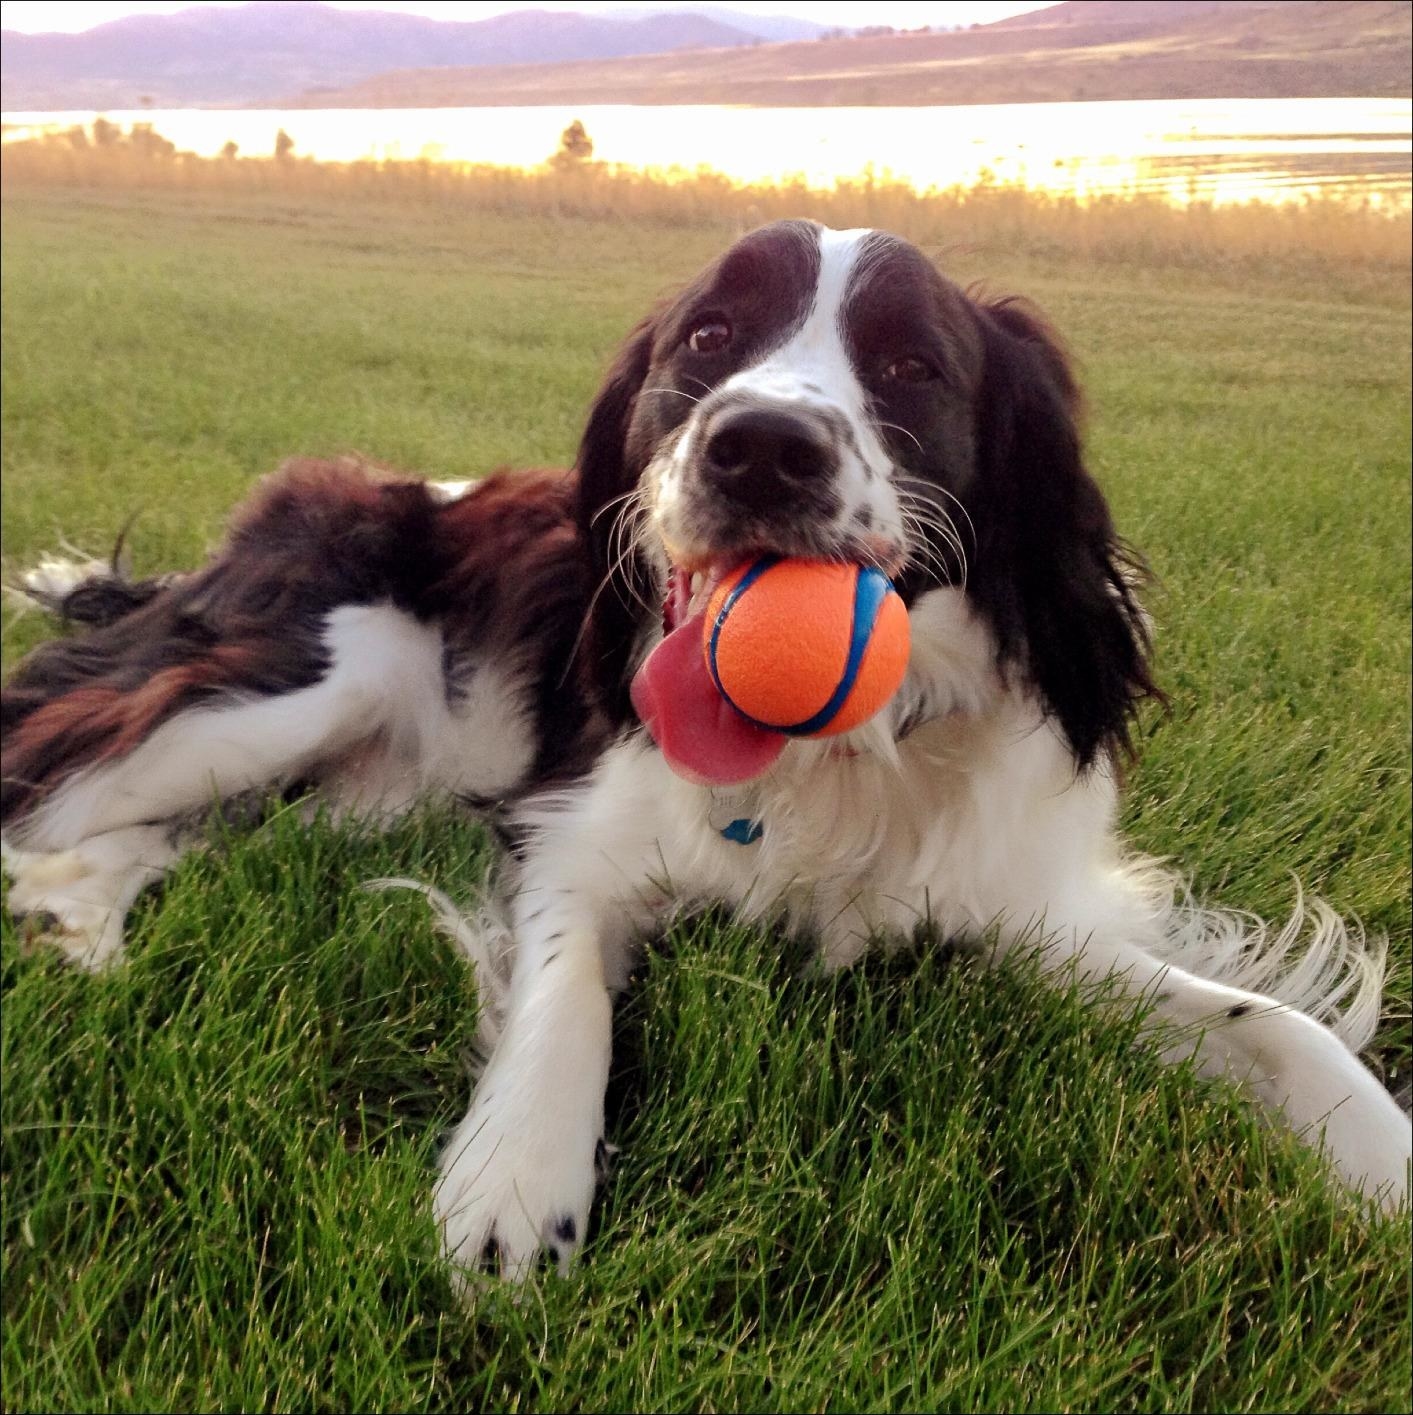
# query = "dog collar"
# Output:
<box><xmin>720</xmin><ymin>817</ymin><xmax>764</xmax><ymax>846</ymax></box>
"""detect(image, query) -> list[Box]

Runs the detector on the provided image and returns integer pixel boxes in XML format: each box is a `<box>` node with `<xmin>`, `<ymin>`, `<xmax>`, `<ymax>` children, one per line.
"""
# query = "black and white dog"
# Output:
<box><xmin>3</xmin><ymin>220</ymin><xmax>1408</xmax><ymax>1282</ymax></box>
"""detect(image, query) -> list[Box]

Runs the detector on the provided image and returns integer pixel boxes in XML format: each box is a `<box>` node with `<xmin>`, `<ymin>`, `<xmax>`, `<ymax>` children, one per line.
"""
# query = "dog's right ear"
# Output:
<box><xmin>575</xmin><ymin>318</ymin><xmax>657</xmax><ymax>722</ymax></box>
<box><xmin>967</xmin><ymin>296</ymin><xmax>1157</xmax><ymax>770</ymax></box>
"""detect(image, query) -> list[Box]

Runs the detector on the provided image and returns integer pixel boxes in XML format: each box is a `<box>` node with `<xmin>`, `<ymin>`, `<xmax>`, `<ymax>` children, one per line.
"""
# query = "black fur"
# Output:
<box><xmin>574</xmin><ymin>321</ymin><xmax>659</xmax><ymax>725</ymax></box>
<box><xmin>966</xmin><ymin>299</ymin><xmax>1157</xmax><ymax>767</ymax></box>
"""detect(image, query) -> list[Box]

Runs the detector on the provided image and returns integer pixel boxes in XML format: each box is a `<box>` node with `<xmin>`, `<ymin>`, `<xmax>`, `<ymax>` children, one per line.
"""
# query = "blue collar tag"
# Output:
<box><xmin>720</xmin><ymin>817</ymin><xmax>764</xmax><ymax>846</ymax></box>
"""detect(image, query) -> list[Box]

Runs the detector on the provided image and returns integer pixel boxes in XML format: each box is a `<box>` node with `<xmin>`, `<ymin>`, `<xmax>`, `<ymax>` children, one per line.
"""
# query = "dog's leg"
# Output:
<box><xmin>5</xmin><ymin>600</ymin><xmax>453</xmax><ymax>965</ymax></box>
<box><xmin>3</xmin><ymin>824</ymin><xmax>184</xmax><ymax>968</ymax></box>
<box><xmin>9</xmin><ymin>603</ymin><xmax>442</xmax><ymax>854</ymax></box>
<box><xmin>434</xmin><ymin>886</ymin><xmax>615</xmax><ymax>1284</ymax></box>
<box><xmin>1043</xmin><ymin>931</ymin><xmax>1411</xmax><ymax>1212</ymax></box>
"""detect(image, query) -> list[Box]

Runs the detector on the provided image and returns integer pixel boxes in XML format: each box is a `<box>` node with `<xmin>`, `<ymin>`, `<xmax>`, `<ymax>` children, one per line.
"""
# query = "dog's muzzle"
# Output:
<box><xmin>696</xmin><ymin>403</ymin><xmax>839</xmax><ymax>511</ymax></box>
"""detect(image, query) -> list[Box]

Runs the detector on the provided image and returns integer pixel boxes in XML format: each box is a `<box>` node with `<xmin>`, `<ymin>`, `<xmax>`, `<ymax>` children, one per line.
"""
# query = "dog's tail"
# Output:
<box><xmin>8</xmin><ymin>554</ymin><xmax>180</xmax><ymax>627</ymax></box>
<box><xmin>5</xmin><ymin>530</ymin><xmax>183</xmax><ymax>629</ymax></box>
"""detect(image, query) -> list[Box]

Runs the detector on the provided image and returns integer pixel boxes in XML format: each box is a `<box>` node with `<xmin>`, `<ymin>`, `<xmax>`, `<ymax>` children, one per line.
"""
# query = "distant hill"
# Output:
<box><xmin>281</xmin><ymin>0</ymin><xmax>1412</xmax><ymax>109</ymax></box>
<box><xmin>0</xmin><ymin>1</ymin><xmax>764</xmax><ymax>110</ymax></box>
<box><xmin>598</xmin><ymin>6</ymin><xmax>833</xmax><ymax>44</ymax></box>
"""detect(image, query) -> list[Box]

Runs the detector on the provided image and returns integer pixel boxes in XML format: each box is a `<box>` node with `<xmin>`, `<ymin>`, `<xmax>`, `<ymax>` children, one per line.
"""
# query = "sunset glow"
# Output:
<box><xmin>5</xmin><ymin>98</ymin><xmax>1409</xmax><ymax>209</ymax></box>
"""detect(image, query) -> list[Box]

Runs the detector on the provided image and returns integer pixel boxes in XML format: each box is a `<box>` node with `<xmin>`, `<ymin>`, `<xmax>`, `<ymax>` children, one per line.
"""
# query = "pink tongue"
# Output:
<box><xmin>631</xmin><ymin>610</ymin><xmax>785</xmax><ymax>786</ymax></box>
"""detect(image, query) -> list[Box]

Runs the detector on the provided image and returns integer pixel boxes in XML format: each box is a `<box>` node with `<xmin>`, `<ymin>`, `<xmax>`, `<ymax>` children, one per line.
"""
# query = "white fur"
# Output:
<box><xmin>653</xmin><ymin>227</ymin><xmax>906</xmax><ymax>561</ymax></box>
<box><xmin>16</xmin><ymin>552</ymin><xmax>113</xmax><ymax>602</ymax></box>
<box><xmin>4</xmin><ymin>551</ymin><xmax>114</xmax><ymax>620</ymax></box>
<box><xmin>6</xmin><ymin>603</ymin><xmax>537</xmax><ymax>966</ymax></box>
<box><xmin>435</xmin><ymin>911</ymin><xmax>610</xmax><ymax>1282</ymax></box>
<box><xmin>428</xmin><ymin>480</ymin><xmax>473</xmax><ymax>503</ymax></box>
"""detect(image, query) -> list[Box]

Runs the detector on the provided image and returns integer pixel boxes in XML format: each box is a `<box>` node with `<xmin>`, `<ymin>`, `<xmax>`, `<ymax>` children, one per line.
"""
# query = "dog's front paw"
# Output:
<box><xmin>434</xmin><ymin>1089</ymin><xmax>606</xmax><ymax>1284</ymax></box>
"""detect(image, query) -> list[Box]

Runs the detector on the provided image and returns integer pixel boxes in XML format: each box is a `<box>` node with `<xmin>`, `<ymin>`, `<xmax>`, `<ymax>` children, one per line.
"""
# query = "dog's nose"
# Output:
<box><xmin>701</xmin><ymin>406</ymin><xmax>835</xmax><ymax>509</ymax></box>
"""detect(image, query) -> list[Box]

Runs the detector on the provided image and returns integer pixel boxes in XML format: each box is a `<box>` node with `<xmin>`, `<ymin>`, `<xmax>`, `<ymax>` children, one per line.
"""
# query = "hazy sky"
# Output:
<box><xmin>0</xmin><ymin>1</ymin><xmax>1061</xmax><ymax>35</ymax></box>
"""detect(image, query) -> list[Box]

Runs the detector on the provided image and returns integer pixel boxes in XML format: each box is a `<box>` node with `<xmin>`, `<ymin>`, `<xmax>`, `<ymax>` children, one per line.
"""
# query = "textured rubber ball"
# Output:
<box><xmin>702</xmin><ymin>557</ymin><xmax>910</xmax><ymax>737</ymax></box>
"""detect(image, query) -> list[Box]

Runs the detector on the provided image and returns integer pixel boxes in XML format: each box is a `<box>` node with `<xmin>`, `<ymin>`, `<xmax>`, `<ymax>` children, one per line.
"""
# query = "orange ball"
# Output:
<box><xmin>702</xmin><ymin>558</ymin><xmax>910</xmax><ymax>738</ymax></box>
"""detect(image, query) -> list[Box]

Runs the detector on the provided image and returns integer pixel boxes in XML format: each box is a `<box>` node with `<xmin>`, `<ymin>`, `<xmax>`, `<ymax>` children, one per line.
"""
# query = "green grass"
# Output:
<box><xmin>2</xmin><ymin>180</ymin><xmax>1410</xmax><ymax>1413</ymax></box>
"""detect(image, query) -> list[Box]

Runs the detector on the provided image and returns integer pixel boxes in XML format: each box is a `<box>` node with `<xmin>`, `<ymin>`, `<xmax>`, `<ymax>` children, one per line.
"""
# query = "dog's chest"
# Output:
<box><xmin>656</xmin><ymin>724</ymin><xmax>1000</xmax><ymax>941</ymax></box>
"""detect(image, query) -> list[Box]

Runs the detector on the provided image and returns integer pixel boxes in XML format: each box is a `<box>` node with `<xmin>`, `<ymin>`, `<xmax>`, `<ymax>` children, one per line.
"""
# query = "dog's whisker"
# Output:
<box><xmin>901</xmin><ymin>507</ymin><xmax>965</xmax><ymax>562</ymax></box>
<box><xmin>642</xmin><ymin>387</ymin><xmax>703</xmax><ymax>404</ymax></box>
<box><xmin>900</xmin><ymin>531</ymin><xmax>959</xmax><ymax>588</ymax></box>
<box><xmin>560</xmin><ymin>492</ymin><xmax>659</xmax><ymax>688</ymax></box>
<box><xmin>605</xmin><ymin>498</ymin><xmax>657</xmax><ymax>618</ymax></box>
<box><xmin>896</xmin><ymin>474</ymin><xmax>977</xmax><ymax>549</ymax></box>
<box><xmin>895</xmin><ymin>483</ymin><xmax>971</xmax><ymax>584</ymax></box>
<box><xmin>876</xmin><ymin>419</ymin><xmax>925</xmax><ymax>457</ymax></box>
<box><xmin>589</xmin><ymin>485</ymin><xmax>645</xmax><ymax>529</ymax></box>
<box><xmin>895</xmin><ymin>493</ymin><xmax>969</xmax><ymax>587</ymax></box>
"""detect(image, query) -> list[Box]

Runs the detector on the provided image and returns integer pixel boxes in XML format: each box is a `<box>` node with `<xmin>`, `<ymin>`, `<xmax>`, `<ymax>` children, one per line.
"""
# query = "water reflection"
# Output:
<box><xmin>3</xmin><ymin>97</ymin><xmax>1409</xmax><ymax>207</ymax></box>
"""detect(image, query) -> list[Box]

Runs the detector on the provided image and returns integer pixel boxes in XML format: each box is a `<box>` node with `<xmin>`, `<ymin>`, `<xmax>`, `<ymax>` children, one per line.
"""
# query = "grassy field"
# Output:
<box><xmin>1</xmin><ymin>168</ymin><xmax>1410</xmax><ymax>1412</ymax></box>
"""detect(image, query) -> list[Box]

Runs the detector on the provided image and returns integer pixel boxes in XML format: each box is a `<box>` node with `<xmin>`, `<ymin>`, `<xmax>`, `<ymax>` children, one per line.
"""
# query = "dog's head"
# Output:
<box><xmin>576</xmin><ymin>219</ymin><xmax>1155</xmax><ymax>774</ymax></box>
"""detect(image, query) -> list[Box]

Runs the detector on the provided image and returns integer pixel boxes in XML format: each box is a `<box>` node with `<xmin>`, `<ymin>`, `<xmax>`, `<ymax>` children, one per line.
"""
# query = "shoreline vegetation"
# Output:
<box><xmin>3</xmin><ymin>120</ymin><xmax>1410</xmax><ymax>296</ymax></box>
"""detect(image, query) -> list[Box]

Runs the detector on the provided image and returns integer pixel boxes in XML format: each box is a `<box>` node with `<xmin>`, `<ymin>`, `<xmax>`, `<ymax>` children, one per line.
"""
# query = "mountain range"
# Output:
<box><xmin>2</xmin><ymin>0</ymin><xmax>1408</xmax><ymax>113</ymax></box>
<box><xmin>281</xmin><ymin>0</ymin><xmax>1413</xmax><ymax>110</ymax></box>
<box><xmin>0</xmin><ymin>2</ymin><xmax>830</xmax><ymax>110</ymax></box>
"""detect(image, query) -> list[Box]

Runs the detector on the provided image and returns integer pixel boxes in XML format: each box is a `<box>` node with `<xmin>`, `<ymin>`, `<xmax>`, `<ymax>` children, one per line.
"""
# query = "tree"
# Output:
<box><xmin>549</xmin><ymin>120</ymin><xmax>593</xmax><ymax>170</ymax></box>
<box><xmin>274</xmin><ymin>128</ymin><xmax>295</xmax><ymax>162</ymax></box>
<box><xmin>221</xmin><ymin>140</ymin><xmax>239</xmax><ymax>160</ymax></box>
<box><xmin>130</xmin><ymin>123</ymin><xmax>176</xmax><ymax>159</ymax></box>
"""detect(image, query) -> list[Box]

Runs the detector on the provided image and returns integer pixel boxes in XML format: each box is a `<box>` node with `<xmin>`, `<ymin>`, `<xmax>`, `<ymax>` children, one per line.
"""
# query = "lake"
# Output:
<box><xmin>4</xmin><ymin>97</ymin><xmax>1409</xmax><ymax>208</ymax></box>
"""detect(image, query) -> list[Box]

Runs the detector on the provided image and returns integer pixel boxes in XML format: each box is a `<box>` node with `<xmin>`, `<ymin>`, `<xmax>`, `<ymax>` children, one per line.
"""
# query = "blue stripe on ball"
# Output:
<box><xmin>707</xmin><ymin>559</ymin><xmax>892</xmax><ymax>736</ymax></box>
<box><xmin>783</xmin><ymin>565</ymin><xmax>889</xmax><ymax>737</ymax></box>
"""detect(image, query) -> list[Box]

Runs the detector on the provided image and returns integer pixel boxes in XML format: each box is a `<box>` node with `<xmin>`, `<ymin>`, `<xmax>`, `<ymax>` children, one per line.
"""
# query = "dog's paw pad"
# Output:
<box><xmin>436</xmin><ymin>1103</ymin><xmax>602</xmax><ymax>1286</ymax></box>
<box><xmin>477</xmin><ymin>1231</ymin><xmax>504</xmax><ymax>1275</ymax></box>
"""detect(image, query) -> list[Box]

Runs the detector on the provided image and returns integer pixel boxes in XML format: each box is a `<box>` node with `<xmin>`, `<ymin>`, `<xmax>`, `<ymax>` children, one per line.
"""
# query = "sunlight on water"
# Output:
<box><xmin>4</xmin><ymin>98</ymin><xmax>1409</xmax><ymax>208</ymax></box>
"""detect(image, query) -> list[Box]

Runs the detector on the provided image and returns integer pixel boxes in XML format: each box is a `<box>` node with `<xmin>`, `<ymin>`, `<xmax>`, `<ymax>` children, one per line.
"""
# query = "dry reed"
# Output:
<box><xmin>3</xmin><ymin>123</ymin><xmax>1408</xmax><ymax>288</ymax></box>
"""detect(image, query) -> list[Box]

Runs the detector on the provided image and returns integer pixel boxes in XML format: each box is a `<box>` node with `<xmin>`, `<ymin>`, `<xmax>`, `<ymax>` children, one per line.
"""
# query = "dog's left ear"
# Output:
<box><xmin>574</xmin><ymin>318</ymin><xmax>657</xmax><ymax>722</ymax></box>
<box><xmin>968</xmin><ymin>296</ymin><xmax>1159</xmax><ymax>769</ymax></box>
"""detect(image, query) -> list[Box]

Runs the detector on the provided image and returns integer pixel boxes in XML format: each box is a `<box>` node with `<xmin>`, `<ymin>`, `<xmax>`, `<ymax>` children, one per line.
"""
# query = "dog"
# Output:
<box><xmin>3</xmin><ymin>220</ymin><xmax>1408</xmax><ymax>1283</ymax></box>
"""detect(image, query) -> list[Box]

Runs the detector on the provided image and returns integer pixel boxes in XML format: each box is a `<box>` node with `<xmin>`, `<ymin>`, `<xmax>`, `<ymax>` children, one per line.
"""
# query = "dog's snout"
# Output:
<box><xmin>701</xmin><ymin>406</ymin><xmax>835</xmax><ymax>508</ymax></box>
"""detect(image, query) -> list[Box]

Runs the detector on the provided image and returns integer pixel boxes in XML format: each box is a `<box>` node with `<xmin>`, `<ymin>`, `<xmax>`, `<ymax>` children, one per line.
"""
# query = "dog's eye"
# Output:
<box><xmin>884</xmin><ymin>356</ymin><xmax>937</xmax><ymax>384</ymax></box>
<box><xmin>687</xmin><ymin>319</ymin><xmax>732</xmax><ymax>354</ymax></box>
